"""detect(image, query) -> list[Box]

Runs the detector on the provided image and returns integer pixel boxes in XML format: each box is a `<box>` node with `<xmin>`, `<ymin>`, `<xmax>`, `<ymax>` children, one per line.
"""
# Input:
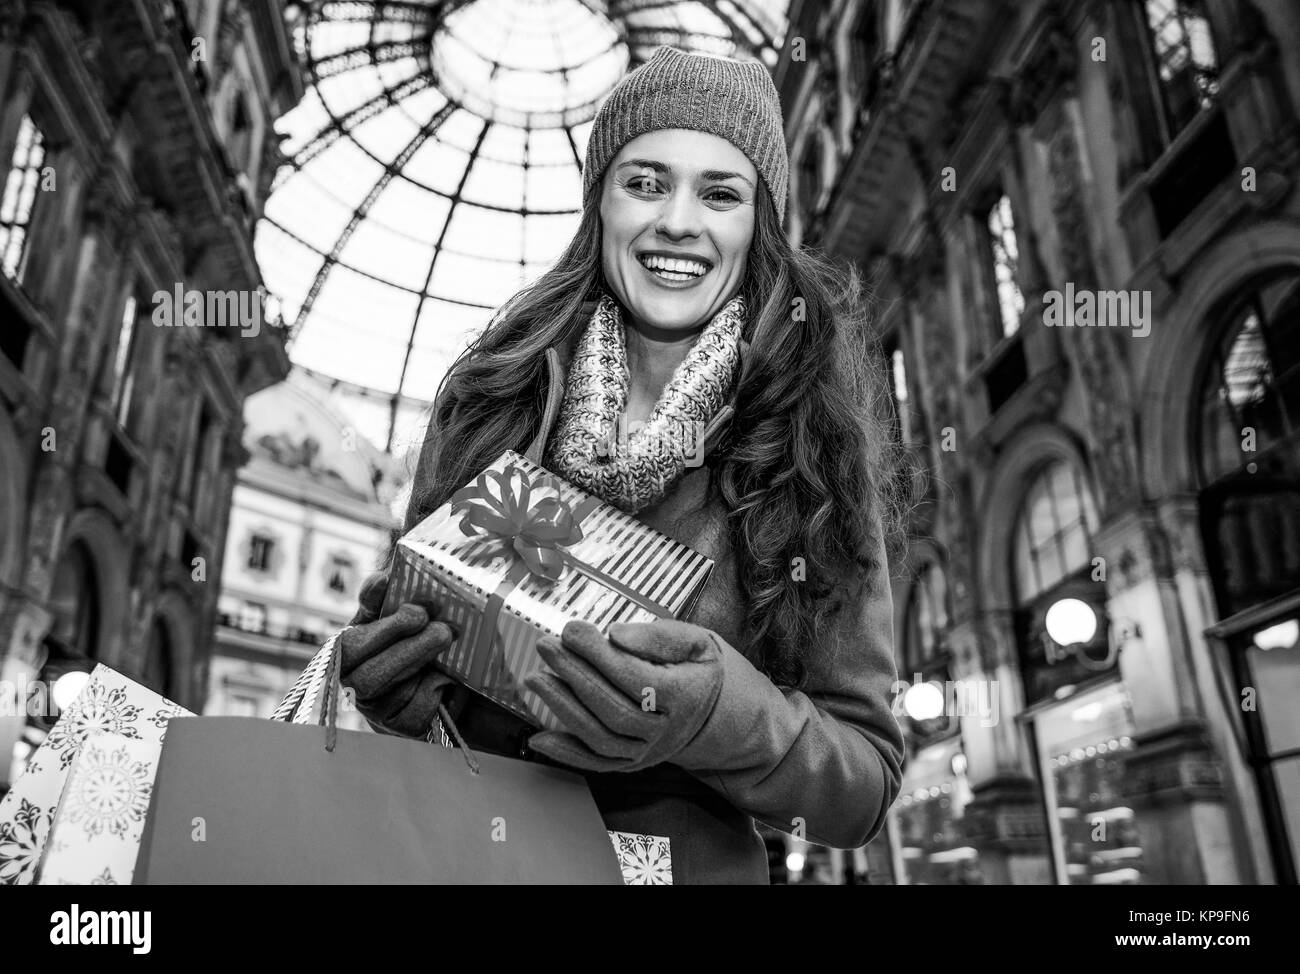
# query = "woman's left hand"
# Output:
<box><xmin>524</xmin><ymin>619</ymin><xmax>725</xmax><ymax>773</ymax></box>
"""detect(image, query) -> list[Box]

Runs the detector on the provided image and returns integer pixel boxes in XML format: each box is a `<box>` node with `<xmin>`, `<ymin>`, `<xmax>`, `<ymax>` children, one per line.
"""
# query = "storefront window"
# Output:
<box><xmin>892</xmin><ymin>737</ymin><xmax>983</xmax><ymax>884</ymax></box>
<box><xmin>1032</xmin><ymin>680</ymin><xmax>1147</xmax><ymax>884</ymax></box>
<box><xmin>1214</xmin><ymin>615</ymin><xmax>1300</xmax><ymax>881</ymax></box>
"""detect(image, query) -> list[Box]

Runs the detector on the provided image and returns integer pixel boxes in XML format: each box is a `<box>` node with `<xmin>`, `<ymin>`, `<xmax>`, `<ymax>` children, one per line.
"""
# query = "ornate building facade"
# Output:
<box><xmin>779</xmin><ymin>0</ymin><xmax>1300</xmax><ymax>883</ymax></box>
<box><xmin>0</xmin><ymin>0</ymin><xmax>301</xmax><ymax>784</ymax></box>
<box><xmin>205</xmin><ymin>368</ymin><xmax>398</xmax><ymax>731</ymax></box>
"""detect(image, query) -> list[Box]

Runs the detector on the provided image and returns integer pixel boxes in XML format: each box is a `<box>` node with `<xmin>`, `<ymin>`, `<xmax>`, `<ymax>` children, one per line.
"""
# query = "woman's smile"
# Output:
<box><xmin>636</xmin><ymin>250</ymin><xmax>714</xmax><ymax>285</ymax></box>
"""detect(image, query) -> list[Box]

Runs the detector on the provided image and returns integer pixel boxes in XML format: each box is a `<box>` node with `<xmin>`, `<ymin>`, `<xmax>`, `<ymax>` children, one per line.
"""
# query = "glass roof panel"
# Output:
<box><xmin>262</xmin><ymin>0</ymin><xmax>789</xmax><ymax>453</ymax></box>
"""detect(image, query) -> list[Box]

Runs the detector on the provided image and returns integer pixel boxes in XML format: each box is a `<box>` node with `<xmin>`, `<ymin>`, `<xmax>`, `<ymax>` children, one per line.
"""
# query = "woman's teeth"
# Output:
<box><xmin>638</xmin><ymin>254</ymin><xmax>710</xmax><ymax>281</ymax></box>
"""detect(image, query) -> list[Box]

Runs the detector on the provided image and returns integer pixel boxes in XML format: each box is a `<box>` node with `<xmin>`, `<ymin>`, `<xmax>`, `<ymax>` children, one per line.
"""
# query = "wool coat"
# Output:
<box><xmin>420</xmin><ymin>336</ymin><xmax>906</xmax><ymax>885</ymax></box>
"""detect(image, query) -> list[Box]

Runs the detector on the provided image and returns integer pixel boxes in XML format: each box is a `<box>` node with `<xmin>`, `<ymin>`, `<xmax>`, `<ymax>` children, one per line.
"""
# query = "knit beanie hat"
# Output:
<box><xmin>582</xmin><ymin>46</ymin><xmax>788</xmax><ymax>219</ymax></box>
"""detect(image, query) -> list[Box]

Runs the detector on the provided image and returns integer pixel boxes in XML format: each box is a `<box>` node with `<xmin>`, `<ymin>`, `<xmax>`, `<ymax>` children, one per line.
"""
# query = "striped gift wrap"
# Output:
<box><xmin>383</xmin><ymin>451</ymin><xmax>714</xmax><ymax>730</ymax></box>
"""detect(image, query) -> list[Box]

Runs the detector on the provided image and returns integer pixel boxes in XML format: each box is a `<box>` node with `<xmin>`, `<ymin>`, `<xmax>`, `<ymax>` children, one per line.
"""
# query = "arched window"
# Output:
<box><xmin>1198</xmin><ymin>281</ymin><xmax>1300</xmax><ymax>485</ymax></box>
<box><xmin>1197</xmin><ymin>274</ymin><xmax>1300</xmax><ymax>616</ymax></box>
<box><xmin>1012</xmin><ymin>459</ymin><xmax>1108</xmax><ymax>705</ymax></box>
<box><xmin>1012</xmin><ymin>460</ymin><xmax>1099</xmax><ymax>603</ymax></box>
<box><xmin>48</xmin><ymin>542</ymin><xmax>100</xmax><ymax>660</ymax></box>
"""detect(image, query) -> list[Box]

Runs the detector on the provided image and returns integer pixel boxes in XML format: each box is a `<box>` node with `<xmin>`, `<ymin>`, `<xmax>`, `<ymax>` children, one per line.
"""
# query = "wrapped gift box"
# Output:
<box><xmin>383</xmin><ymin>451</ymin><xmax>714</xmax><ymax>729</ymax></box>
<box><xmin>0</xmin><ymin>665</ymin><xmax>190</xmax><ymax>885</ymax></box>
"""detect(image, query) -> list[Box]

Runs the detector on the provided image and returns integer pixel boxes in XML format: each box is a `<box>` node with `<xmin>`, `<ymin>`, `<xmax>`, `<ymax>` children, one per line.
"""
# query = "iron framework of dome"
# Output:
<box><xmin>259</xmin><ymin>0</ymin><xmax>789</xmax><ymax>453</ymax></box>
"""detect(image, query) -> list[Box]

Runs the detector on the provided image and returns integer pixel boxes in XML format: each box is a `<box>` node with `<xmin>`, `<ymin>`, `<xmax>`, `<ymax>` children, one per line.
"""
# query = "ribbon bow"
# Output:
<box><xmin>450</xmin><ymin>465</ymin><xmax>584</xmax><ymax>583</ymax></box>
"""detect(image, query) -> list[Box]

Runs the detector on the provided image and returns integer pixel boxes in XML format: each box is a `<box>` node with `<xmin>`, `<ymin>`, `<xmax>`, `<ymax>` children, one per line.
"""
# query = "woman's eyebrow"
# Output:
<box><xmin>617</xmin><ymin>159</ymin><xmax>755</xmax><ymax>188</ymax></box>
<box><xmin>701</xmin><ymin>169</ymin><xmax>754</xmax><ymax>188</ymax></box>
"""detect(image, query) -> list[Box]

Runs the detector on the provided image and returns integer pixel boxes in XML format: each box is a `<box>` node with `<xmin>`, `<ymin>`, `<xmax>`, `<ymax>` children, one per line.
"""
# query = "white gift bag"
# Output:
<box><xmin>0</xmin><ymin>664</ymin><xmax>189</xmax><ymax>885</ymax></box>
<box><xmin>0</xmin><ymin>635</ymin><xmax>345</xmax><ymax>885</ymax></box>
<box><xmin>36</xmin><ymin>733</ymin><xmax>165</xmax><ymax>885</ymax></box>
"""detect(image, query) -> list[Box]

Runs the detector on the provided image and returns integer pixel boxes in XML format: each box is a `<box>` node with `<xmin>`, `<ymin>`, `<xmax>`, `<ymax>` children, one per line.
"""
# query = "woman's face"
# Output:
<box><xmin>599</xmin><ymin>129</ymin><xmax>757</xmax><ymax>335</ymax></box>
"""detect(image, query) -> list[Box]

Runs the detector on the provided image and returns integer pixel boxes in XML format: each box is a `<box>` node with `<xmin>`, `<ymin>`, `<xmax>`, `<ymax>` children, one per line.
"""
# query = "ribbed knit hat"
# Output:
<box><xmin>583</xmin><ymin>46</ymin><xmax>788</xmax><ymax>219</ymax></box>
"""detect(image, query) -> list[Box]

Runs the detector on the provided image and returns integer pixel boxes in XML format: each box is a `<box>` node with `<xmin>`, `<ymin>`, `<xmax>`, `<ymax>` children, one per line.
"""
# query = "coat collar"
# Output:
<box><xmin>523</xmin><ymin>333</ymin><xmax>749</xmax><ymax>466</ymax></box>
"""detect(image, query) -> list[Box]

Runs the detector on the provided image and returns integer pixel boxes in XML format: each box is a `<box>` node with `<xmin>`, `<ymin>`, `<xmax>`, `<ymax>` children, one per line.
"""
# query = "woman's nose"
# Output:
<box><xmin>655</xmin><ymin>189</ymin><xmax>704</xmax><ymax>239</ymax></box>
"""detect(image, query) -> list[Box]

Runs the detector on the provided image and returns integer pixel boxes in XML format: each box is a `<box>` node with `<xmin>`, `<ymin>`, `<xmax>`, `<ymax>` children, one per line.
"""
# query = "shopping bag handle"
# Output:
<box><xmin>320</xmin><ymin>633</ymin><xmax>344</xmax><ymax>752</ymax></box>
<box><xmin>270</xmin><ymin>627</ymin><xmax>482</xmax><ymax>770</ymax></box>
<box><xmin>269</xmin><ymin>628</ymin><xmax>350</xmax><ymax>744</ymax></box>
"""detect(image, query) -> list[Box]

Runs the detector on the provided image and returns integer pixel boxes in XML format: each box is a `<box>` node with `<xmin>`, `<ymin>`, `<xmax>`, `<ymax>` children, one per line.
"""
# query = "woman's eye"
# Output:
<box><xmin>706</xmin><ymin>188</ymin><xmax>741</xmax><ymax>204</ymax></box>
<box><xmin>629</xmin><ymin>176</ymin><xmax>660</xmax><ymax>194</ymax></box>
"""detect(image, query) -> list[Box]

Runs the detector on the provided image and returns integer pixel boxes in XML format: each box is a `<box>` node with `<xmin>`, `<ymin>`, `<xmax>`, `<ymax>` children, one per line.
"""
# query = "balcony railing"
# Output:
<box><xmin>217</xmin><ymin>611</ymin><xmax>328</xmax><ymax>647</ymax></box>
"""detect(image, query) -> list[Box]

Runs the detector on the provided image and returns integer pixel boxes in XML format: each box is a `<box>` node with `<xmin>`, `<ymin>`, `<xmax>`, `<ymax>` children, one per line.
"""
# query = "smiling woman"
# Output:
<box><xmin>599</xmin><ymin>130</ymin><xmax>757</xmax><ymax>428</ymax></box>
<box><xmin>336</xmin><ymin>46</ymin><xmax>907</xmax><ymax>885</ymax></box>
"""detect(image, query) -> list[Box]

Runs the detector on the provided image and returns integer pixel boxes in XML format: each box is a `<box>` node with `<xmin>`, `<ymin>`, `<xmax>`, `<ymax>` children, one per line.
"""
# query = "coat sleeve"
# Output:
<box><xmin>676</xmin><ymin>530</ymin><xmax>905</xmax><ymax>850</ymax></box>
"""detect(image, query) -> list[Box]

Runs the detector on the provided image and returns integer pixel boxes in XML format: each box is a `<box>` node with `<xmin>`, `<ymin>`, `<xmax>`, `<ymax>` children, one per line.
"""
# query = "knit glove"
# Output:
<box><xmin>524</xmin><ymin>618</ymin><xmax>724</xmax><ymax>773</ymax></box>
<box><xmin>339</xmin><ymin>571</ymin><xmax>458</xmax><ymax>738</ymax></box>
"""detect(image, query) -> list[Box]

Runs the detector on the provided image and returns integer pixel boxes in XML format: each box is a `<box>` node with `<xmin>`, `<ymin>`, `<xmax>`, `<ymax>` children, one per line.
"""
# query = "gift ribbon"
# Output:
<box><xmin>450</xmin><ymin>463</ymin><xmax>677</xmax><ymax>693</ymax></box>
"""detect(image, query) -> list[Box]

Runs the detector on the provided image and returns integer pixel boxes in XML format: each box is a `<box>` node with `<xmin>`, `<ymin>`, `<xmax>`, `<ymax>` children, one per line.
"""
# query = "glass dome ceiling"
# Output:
<box><xmin>259</xmin><ymin>0</ymin><xmax>789</xmax><ymax>454</ymax></box>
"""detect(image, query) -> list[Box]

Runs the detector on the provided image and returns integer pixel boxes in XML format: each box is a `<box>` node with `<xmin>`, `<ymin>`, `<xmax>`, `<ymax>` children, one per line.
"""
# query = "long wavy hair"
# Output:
<box><xmin>397</xmin><ymin>179</ymin><xmax>906</xmax><ymax>688</ymax></box>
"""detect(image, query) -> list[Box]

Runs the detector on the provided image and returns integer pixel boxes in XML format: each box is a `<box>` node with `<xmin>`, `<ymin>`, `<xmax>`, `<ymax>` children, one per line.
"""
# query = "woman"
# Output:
<box><xmin>339</xmin><ymin>46</ymin><xmax>906</xmax><ymax>885</ymax></box>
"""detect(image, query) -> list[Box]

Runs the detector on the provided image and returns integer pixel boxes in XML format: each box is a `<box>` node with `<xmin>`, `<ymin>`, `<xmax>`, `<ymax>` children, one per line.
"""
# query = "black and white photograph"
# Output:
<box><xmin>0</xmin><ymin>0</ymin><xmax>1296</xmax><ymax>944</ymax></box>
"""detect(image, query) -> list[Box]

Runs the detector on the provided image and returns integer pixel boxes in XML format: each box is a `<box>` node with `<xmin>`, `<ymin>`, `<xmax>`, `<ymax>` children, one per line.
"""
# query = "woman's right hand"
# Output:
<box><xmin>338</xmin><ymin>571</ymin><xmax>458</xmax><ymax>738</ymax></box>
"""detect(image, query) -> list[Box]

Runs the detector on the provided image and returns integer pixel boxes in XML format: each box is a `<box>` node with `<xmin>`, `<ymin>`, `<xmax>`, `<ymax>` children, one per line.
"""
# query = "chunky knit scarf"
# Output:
<box><xmin>544</xmin><ymin>291</ymin><xmax>744</xmax><ymax>514</ymax></box>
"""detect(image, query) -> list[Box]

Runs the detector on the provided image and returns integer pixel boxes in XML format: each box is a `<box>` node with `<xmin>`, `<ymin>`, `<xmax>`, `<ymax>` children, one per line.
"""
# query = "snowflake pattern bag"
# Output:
<box><xmin>36</xmin><ymin>733</ymin><xmax>161</xmax><ymax>885</ymax></box>
<box><xmin>0</xmin><ymin>665</ymin><xmax>189</xmax><ymax>885</ymax></box>
<box><xmin>607</xmin><ymin>831</ymin><xmax>673</xmax><ymax>885</ymax></box>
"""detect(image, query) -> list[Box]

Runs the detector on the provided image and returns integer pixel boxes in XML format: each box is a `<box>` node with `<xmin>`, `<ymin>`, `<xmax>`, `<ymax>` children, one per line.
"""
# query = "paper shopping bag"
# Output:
<box><xmin>37</xmin><ymin>733</ymin><xmax>162</xmax><ymax>885</ymax></box>
<box><xmin>383</xmin><ymin>451</ymin><xmax>714</xmax><ymax>729</ymax></box>
<box><xmin>0</xmin><ymin>665</ymin><xmax>189</xmax><ymax>885</ymax></box>
<box><xmin>134</xmin><ymin>716</ymin><xmax>625</xmax><ymax>884</ymax></box>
